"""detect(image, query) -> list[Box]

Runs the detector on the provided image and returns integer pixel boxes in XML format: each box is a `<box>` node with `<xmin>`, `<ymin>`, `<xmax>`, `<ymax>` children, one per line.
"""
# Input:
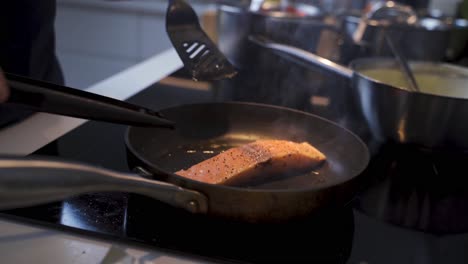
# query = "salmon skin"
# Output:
<box><xmin>175</xmin><ymin>139</ymin><xmax>326</xmax><ymax>186</ymax></box>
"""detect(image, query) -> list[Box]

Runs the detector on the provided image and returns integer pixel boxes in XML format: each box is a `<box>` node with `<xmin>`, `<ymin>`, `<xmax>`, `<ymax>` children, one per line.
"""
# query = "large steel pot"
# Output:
<box><xmin>216</xmin><ymin>3</ymin><xmax>348</xmax><ymax>123</ymax></box>
<box><xmin>251</xmin><ymin>36</ymin><xmax>468</xmax><ymax>151</ymax></box>
<box><xmin>340</xmin><ymin>2</ymin><xmax>468</xmax><ymax>63</ymax></box>
<box><xmin>217</xmin><ymin>4</ymin><xmax>336</xmax><ymax>68</ymax></box>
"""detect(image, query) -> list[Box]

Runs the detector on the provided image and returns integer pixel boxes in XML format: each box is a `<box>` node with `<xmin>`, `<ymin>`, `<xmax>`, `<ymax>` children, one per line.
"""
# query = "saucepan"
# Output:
<box><xmin>250</xmin><ymin>35</ymin><xmax>468</xmax><ymax>151</ymax></box>
<box><xmin>340</xmin><ymin>1</ymin><xmax>468</xmax><ymax>63</ymax></box>
<box><xmin>216</xmin><ymin>1</ymin><xmax>345</xmax><ymax>118</ymax></box>
<box><xmin>0</xmin><ymin>102</ymin><xmax>370</xmax><ymax>223</ymax></box>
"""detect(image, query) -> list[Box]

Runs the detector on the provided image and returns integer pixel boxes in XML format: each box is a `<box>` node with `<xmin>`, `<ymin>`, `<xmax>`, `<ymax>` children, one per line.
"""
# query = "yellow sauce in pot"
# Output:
<box><xmin>360</xmin><ymin>67</ymin><xmax>468</xmax><ymax>99</ymax></box>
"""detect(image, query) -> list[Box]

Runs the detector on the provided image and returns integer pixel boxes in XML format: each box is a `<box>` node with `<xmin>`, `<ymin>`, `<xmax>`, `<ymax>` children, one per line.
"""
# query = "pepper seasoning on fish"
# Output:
<box><xmin>175</xmin><ymin>139</ymin><xmax>326</xmax><ymax>186</ymax></box>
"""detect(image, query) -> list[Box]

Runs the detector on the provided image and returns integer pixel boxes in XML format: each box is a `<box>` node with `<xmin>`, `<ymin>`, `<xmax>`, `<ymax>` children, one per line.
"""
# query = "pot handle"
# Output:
<box><xmin>353</xmin><ymin>1</ymin><xmax>418</xmax><ymax>44</ymax></box>
<box><xmin>0</xmin><ymin>156</ymin><xmax>208</xmax><ymax>214</ymax></box>
<box><xmin>366</xmin><ymin>1</ymin><xmax>418</xmax><ymax>23</ymax></box>
<box><xmin>249</xmin><ymin>35</ymin><xmax>353</xmax><ymax>79</ymax></box>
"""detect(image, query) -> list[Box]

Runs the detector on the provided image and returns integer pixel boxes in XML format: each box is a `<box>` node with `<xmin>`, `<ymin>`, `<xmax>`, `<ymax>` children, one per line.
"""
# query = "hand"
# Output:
<box><xmin>0</xmin><ymin>69</ymin><xmax>9</xmax><ymax>103</ymax></box>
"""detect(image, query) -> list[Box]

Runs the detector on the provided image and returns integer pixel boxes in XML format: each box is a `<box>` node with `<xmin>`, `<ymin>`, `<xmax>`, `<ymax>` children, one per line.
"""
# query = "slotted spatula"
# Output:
<box><xmin>166</xmin><ymin>0</ymin><xmax>237</xmax><ymax>81</ymax></box>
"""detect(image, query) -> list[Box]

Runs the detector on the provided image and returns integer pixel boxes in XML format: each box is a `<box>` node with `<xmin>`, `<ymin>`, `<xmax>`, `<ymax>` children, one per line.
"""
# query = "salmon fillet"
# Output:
<box><xmin>175</xmin><ymin>139</ymin><xmax>326</xmax><ymax>186</ymax></box>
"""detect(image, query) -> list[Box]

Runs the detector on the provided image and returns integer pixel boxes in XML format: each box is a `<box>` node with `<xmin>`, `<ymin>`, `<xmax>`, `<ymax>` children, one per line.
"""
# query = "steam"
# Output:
<box><xmin>251</xmin><ymin>13</ymin><xmax>350</xmax><ymax>127</ymax></box>
<box><xmin>218</xmin><ymin>3</ymin><xmax>361</xmax><ymax>132</ymax></box>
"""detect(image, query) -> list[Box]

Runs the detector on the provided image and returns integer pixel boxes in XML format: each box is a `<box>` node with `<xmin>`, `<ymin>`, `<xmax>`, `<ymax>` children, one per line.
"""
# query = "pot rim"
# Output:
<box><xmin>350</xmin><ymin>57</ymin><xmax>468</xmax><ymax>101</ymax></box>
<box><xmin>345</xmin><ymin>15</ymin><xmax>468</xmax><ymax>32</ymax></box>
<box><xmin>219</xmin><ymin>3</ymin><xmax>325</xmax><ymax>20</ymax></box>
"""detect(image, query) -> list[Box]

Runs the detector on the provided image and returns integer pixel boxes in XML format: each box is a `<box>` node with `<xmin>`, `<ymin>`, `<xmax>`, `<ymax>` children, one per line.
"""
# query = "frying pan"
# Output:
<box><xmin>250</xmin><ymin>35</ymin><xmax>468</xmax><ymax>151</ymax></box>
<box><xmin>0</xmin><ymin>102</ymin><xmax>369</xmax><ymax>223</ymax></box>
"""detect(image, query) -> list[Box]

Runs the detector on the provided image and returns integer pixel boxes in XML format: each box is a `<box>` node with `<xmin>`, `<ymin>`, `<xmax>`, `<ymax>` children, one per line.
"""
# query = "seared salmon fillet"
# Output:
<box><xmin>175</xmin><ymin>139</ymin><xmax>326</xmax><ymax>186</ymax></box>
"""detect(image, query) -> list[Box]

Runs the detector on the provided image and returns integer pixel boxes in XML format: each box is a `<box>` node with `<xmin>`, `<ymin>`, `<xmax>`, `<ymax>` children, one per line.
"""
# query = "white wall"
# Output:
<box><xmin>55</xmin><ymin>0</ymin><xmax>210</xmax><ymax>89</ymax></box>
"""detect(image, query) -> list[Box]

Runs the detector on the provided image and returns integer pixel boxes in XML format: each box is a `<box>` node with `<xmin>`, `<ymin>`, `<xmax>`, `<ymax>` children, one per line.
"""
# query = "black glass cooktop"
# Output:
<box><xmin>2</xmin><ymin>77</ymin><xmax>468</xmax><ymax>264</ymax></box>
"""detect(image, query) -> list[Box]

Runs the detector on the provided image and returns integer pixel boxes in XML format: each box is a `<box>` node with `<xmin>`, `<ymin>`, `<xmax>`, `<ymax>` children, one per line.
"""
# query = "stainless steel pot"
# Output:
<box><xmin>218</xmin><ymin>3</ymin><xmax>334</xmax><ymax>69</ymax></box>
<box><xmin>216</xmin><ymin>3</ymin><xmax>348</xmax><ymax>122</ymax></box>
<box><xmin>340</xmin><ymin>2</ymin><xmax>468</xmax><ymax>63</ymax></box>
<box><xmin>251</xmin><ymin>36</ymin><xmax>468</xmax><ymax>150</ymax></box>
<box><xmin>218</xmin><ymin>5</ymin><xmax>325</xmax><ymax>68</ymax></box>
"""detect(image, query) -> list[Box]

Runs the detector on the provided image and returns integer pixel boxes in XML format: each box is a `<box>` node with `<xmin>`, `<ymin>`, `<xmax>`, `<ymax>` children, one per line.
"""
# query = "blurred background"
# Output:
<box><xmin>55</xmin><ymin>0</ymin><xmax>178</xmax><ymax>88</ymax></box>
<box><xmin>55</xmin><ymin>0</ymin><xmax>468</xmax><ymax>88</ymax></box>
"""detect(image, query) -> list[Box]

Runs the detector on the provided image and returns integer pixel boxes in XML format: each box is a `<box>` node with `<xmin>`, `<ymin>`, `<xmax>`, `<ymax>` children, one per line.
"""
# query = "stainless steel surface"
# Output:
<box><xmin>166</xmin><ymin>0</ymin><xmax>237</xmax><ymax>81</ymax></box>
<box><xmin>0</xmin><ymin>156</ymin><xmax>208</xmax><ymax>213</ymax></box>
<box><xmin>248</xmin><ymin>36</ymin><xmax>468</xmax><ymax>150</ymax></box>
<box><xmin>384</xmin><ymin>34</ymin><xmax>420</xmax><ymax>92</ymax></box>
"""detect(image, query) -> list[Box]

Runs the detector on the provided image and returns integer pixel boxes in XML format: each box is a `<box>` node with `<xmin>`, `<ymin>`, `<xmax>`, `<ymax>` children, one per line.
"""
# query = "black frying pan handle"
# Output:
<box><xmin>0</xmin><ymin>156</ymin><xmax>208</xmax><ymax>214</ymax></box>
<box><xmin>3</xmin><ymin>73</ymin><xmax>175</xmax><ymax>128</ymax></box>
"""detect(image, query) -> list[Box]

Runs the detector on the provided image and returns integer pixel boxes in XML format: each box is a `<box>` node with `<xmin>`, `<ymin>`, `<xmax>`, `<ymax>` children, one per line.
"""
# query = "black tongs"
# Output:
<box><xmin>3</xmin><ymin>72</ymin><xmax>175</xmax><ymax>128</ymax></box>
